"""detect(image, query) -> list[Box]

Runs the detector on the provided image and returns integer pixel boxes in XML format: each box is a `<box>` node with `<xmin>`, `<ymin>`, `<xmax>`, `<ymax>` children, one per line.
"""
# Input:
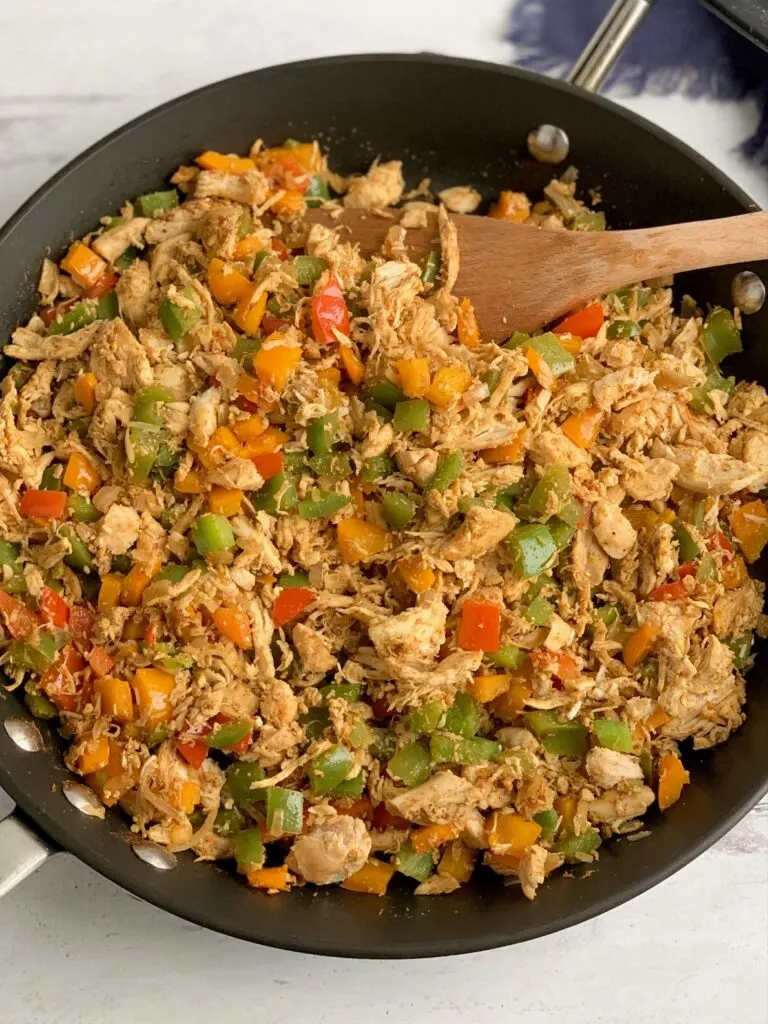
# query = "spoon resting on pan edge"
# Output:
<box><xmin>304</xmin><ymin>208</ymin><xmax>768</xmax><ymax>339</ymax></box>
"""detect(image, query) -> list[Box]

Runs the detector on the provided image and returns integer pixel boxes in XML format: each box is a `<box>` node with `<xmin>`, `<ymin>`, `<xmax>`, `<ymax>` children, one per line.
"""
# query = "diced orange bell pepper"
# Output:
<box><xmin>339</xmin><ymin>343</ymin><xmax>365</xmax><ymax>384</ymax></box>
<box><xmin>132</xmin><ymin>667</ymin><xmax>175</xmax><ymax>726</ymax></box>
<box><xmin>658</xmin><ymin>752</ymin><xmax>690</xmax><ymax>811</ymax></box>
<box><xmin>337</xmin><ymin>518</ymin><xmax>390</xmax><ymax>563</ymax></box>
<box><xmin>561</xmin><ymin>405</ymin><xmax>604</xmax><ymax>449</ymax></box>
<box><xmin>489</xmin><ymin>682</ymin><xmax>532</xmax><ymax>722</ymax></box>
<box><xmin>272</xmin><ymin>189</ymin><xmax>306</xmax><ymax>218</ymax></box>
<box><xmin>480</xmin><ymin>431</ymin><xmax>526</xmax><ymax>464</ymax></box>
<box><xmin>208</xmin><ymin>486</ymin><xmax>244</xmax><ymax>517</ymax></box>
<box><xmin>396</xmin><ymin>357</ymin><xmax>431</xmax><ymax>397</ymax></box>
<box><xmin>171</xmin><ymin>779</ymin><xmax>201</xmax><ymax>815</ymax></box>
<box><xmin>341</xmin><ymin>859</ymin><xmax>396</xmax><ymax>895</ymax></box>
<box><xmin>647</xmin><ymin>581</ymin><xmax>687</xmax><ymax>602</ymax></box>
<box><xmin>195</xmin><ymin>150</ymin><xmax>256</xmax><ymax>175</ymax></box>
<box><xmin>317</xmin><ymin>366</ymin><xmax>342</xmax><ymax>388</ymax></box>
<box><xmin>526</xmin><ymin>348</ymin><xmax>555</xmax><ymax>391</ymax></box>
<box><xmin>61</xmin><ymin>241</ymin><xmax>108</xmax><ymax>290</ymax></box>
<box><xmin>252</xmin><ymin>341</ymin><xmax>301</xmax><ymax>392</ymax></box>
<box><xmin>212</xmin><ymin>607</ymin><xmax>252</xmax><ymax>648</ymax></box>
<box><xmin>208</xmin><ymin>426</ymin><xmax>243</xmax><ymax>461</ymax></box>
<box><xmin>233</xmin><ymin>285</ymin><xmax>268</xmax><ymax>335</ymax></box>
<box><xmin>207</xmin><ymin>257</ymin><xmax>252</xmax><ymax>305</ymax></box>
<box><xmin>246</xmin><ymin>865</ymin><xmax>292</xmax><ymax>891</ymax></box>
<box><xmin>87</xmin><ymin>644</ymin><xmax>114</xmax><ymax>678</ymax></box>
<box><xmin>729</xmin><ymin>500</ymin><xmax>768</xmax><ymax>564</ymax></box>
<box><xmin>330</xmin><ymin>795</ymin><xmax>373</xmax><ymax>820</ymax></box>
<box><xmin>530</xmin><ymin>649</ymin><xmax>579</xmax><ymax>681</ymax></box>
<box><xmin>645</xmin><ymin>707</ymin><xmax>671</xmax><ymax>732</ymax></box>
<box><xmin>260</xmin><ymin>142</ymin><xmax>320</xmax><ymax>174</ymax></box>
<box><xmin>457</xmin><ymin>296</ymin><xmax>481</xmax><ymax>348</ymax></box>
<box><xmin>240</xmin><ymin>426</ymin><xmax>287</xmax><ymax>457</ymax></box>
<box><xmin>557</xmin><ymin>334</ymin><xmax>582</xmax><ymax>357</ymax></box>
<box><xmin>488</xmin><ymin>190</ymin><xmax>530</xmax><ymax>223</ymax></box>
<box><xmin>721</xmin><ymin>555</ymin><xmax>748</xmax><ymax>591</ymax></box>
<box><xmin>554</xmin><ymin>794</ymin><xmax>578</xmax><ymax>832</ymax></box>
<box><xmin>252</xmin><ymin>451</ymin><xmax>285</xmax><ymax>480</ymax></box>
<box><xmin>85</xmin><ymin>271</ymin><xmax>118</xmax><ymax>299</ymax></box>
<box><xmin>427</xmin><ymin>365</ymin><xmax>473</xmax><ymax>408</ymax></box>
<box><xmin>486</xmin><ymin>811</ymin><xmax>541</xmax><ymax>856</ymax></box>
<box><xmin>437</xmin><ymin>840</ymin><xmax>475</xmax><ymax>884</ymax></box>
<box><xmin>457</xmin><ymin>600</ymin><xmax>500</xmax><ymax>652</ymax></box>
<box><xmin>40</xmin><ymin>648</ymin><xmax>87</xmax><ymax>712</ymax></box>
<box><xmin>411</xmin><ymin>824</ymin><xmax>458</xmax><ymax>854</ymax></box>
<box><xmin>94</xmin><ymin>676</ymin><xmax>134</xmax><ymax>722</ymax></box>
<box><xmin>554</xmin><ymin>302</ymin><xmax>604</xmax><ymax>339</ymax></box>
<box><xmin>73</xmin><ymin>373</ymin><xmax>98</xmax><ymax>414</ymax></box>
<box><xmin>19</xmin><ymin>489</ymin><xmax>67</xmax><ymax>519</ymax></box>
<box><xmin>0</xmin><ymin>591</ymin><xmax>38</xmax><ymax>638</ymax></box>
<box><xmin>121</xmin><ymin>565</ymin><xmax>155</xmax><ymax>608</ymax></box>
<box><xmin>77</xmin><ymin>734</ymin><xmax>111</xmax><ymax>774</ymax></box>
<box><xmin>233</xmin><ymin>234</ymin><xmax>266</xmax><ymax>260</ymax></box>
<box><xmin>397</xmin><ymin>555</ymin><xmax>436</xmax><ymax>594</ymax></box>
<box><xmin>236</xmin><ymin>372</ymin><xmax>264</xmax><ymax>405</ymax></box>
<box><xmin>469</xmin><ymin>674</ymin><xmax>511</xmax><ymax>704</ymax></box>
<box><xmin>63</xmin><ymin>452</ymin><xmax>101</xmax><ymax>494</ymax></box>
<box><xmin>623</xmin><ymin>622</ymin><xmax>658</xmax><ymax>670</ymax></box>
<box><xmin>174</xmin><ymin>468</ymin><xmax>205</xmax><ymax>494</ymax></box>
<box><xmin>85</xmin><ymin>738</ymin><xmax>136</xmax><ymax>807</ymax></box>
<box><xmin>232</xmin><ymin>414</ymin><xmax>268</xmax><ymax>445</ymax></box>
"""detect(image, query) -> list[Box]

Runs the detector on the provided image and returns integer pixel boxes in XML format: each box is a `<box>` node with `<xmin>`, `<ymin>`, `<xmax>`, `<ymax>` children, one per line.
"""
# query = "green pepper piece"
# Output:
<box><xmin>67</xmin><ymin>494</ymin><xmax>101</xmax><ymax>524</ymax></box>
<box><xmin>213</xmin><ymin>806</ymin><xmax>244</xmax><ymax>837</ymax></box>
<box><xmin>348</xmin><ymin>721</ymin><xmax>375</xmax><ymax>750</ymax></box>
<box><xmin>367</xmin><ymin>378</ymin><xmax>406</xmax><ymax>411</ymax></box>
<box><xmin>235</xmin><ymin>827</ymin><xmax>264</xmax><ymax>871</ymax></box>
<box><xmin>420</xmin><ymin>249</ymin><xmax>441</xmax><ymax>286</ymax></box>
<box><xmin>308</xmin><ymin>453</ymin><xmax>353</xmax><ymax>480</ymax></box>
<box><xmin>278</xmin><ymin>571</ymin><xmax>310</xmax><ymax>589</ymax></box>
<box><xmin>127</xmin><ymin>426</ymin><xmax>161</xmax><ymax>484</ymax></box>
<box><xmin>207</xmin><ymin>720</ymin><xmax>251</xmax><ymax>749</ymax></box>
<box><xmin>726</xmin><ymin>633</ymin><xmax>753</xmax><ymax>670</ymax></box>
<box><xmin>442</xmin><ymin>692</ymin><xmax>480</xmax><ymax>739</ymax></box>
<box><xmin>672</xmin><ymin>520</ymin><xmax>701</xmax><ymax>563</ymax></box>
<box><xmin>297</xmin><ymin>491</ymin><xmax>351</xmax><ymax>520</ymax></box>
<box><xmin>572</xmin><ymin>209</ymin><xmax>606</xmax><ymax>232</ymax></box>
<box><xmin>526</xmin><ymin>463</ymin><xmax>571</xmax><ymax>520</ymax></box>
<box><xmin>319</xmin><ymin>682</ymin><xmax>363</xmax><ymax>702</ymax></box>
<box><xmin>306</xmin><ymin>411</ymin><xmax>339</xmax><ymax>455</ymax></box>
<box><xmin>46</xmin><ymin>299</ymin><xmax>97</xmax><ymax>337</ymax></box>
<box><xmin>160</xmin><ymin>288</ymin><xmax>202</xmax><ymax>342</ymax></box>
<box><xmin>266</xmin><ymin>787</ymin><xmax>303</xmax><ymax>835</ymax></box>
<box><xmin>394</xmin><ymin>841</ymin><xmax>434</xmax><ymax>882</ymax></box>
<box><xmin>380</xmin><ymin>492</ymin><xmax>417</xmax><ymax>530</ymax></box>
<box><xmin>555</xmin><ymin>827</ymin><xmax>601</xmax><ymax>862</ymax></box>
<box><xmin>524</xmin><ymin>710</ymin><xmax>588</xmax><ymax>757</ymax></box>
<box><xmin>408</xmin><ymin>700</ymin><xmax>445</xmax><ymax>735</ymax></box>
<box><xmin>369</xmin><ymin>727</ymin><xmax>397</xmax><ymax>761</ymax></box>
<box><xmin>96</xmin><ymin>292</ymin><xmax>119</xmax><ymax>320</ymax></box>
<box><xmin>388</xmin><ymin>742</ymin><xmax>432</xmax><ymax>787</ymax></box>
<box><xmin>549</xmin><ymin>520</ymin><xmax>576</xmax><ymax>551</ymax></box>
<box><xmin>696</xmin><ymin>551</ymin><xmax>717</xmax><ymax>581</ymax></box>
<box><xmin>393</xmin><ymin>399</ymin><xmax>430</xmax><ymax>435</ymax></box>
<box><xmin>525</xmin><ymin>333</ymin><xmax>575</xmax><ymax>377</ymax></box>
<box><xmin>533</xmin><ymin>808</ymin><xmax>558</xmax><ymax>842</ymax></box>
<box><xmin>426</xmin><ymin>451</ymin><xmax>463</xmax><ymax>492</ymax></box>
<box><xmin>252</xmin><ymin>472</ymin><xmax>298</xmax><ymax>514</ymax></box>
<box><xmin>592</xmin><ymin>719</ymin><xmax>633</xmax><ymax>753</ymax></box>
<box><xmin>153</xmin><ymin>564</ymin><xmax>190</xmax><ymax>584</ymax></box>
<box><xmin>430</xmin><ymin>733</ymin><xmax>502</xmax><ymax>765</ymax></box>
<box><xmin>9</xmin><ymin>632</ymin><xmax>59</xmax><ymax>674</ymax></box>
<box><xmin>0</xmin><ymin>538</ymin><xmax>20</xmax><ymax>565</ymax></box>
<box><xmin>308</xmin><ymin>744</ymin><xmax>355</xmax><ymax>795</ymax></box>
<box><xmin>692</xmin><ymin>500</ymin><xmax>706</xmax><ymax>531</ymax></box>
<box><xmin>504</xmin><ymin>331</ymin><xmax>531</xmax><ymax>351</ymax></box>
<box><xmin>133</xmin><ymin>386</ymin><xmax>174</xmax><ymax>426</ymax></box>
<box><xmin>482</xmin><ymin>369</ymin><xmax>501</xmax><ymax>394</ymax></box>
<box><xmin>145</xmin><ymin>726</ymin><xmax>169</xmax><ymax>749</ymax></box>
<box><xmin>507</xmin><ymin>523</ymin><xmax>557</xmax><ymax>578</ymax></box>
<box><xmin>233</xmin><ymin>335</ymin><xmax>261</xmax><ymax>370</ymax></box>
<box><xmin>361</xmin><ymin>455</ymin><xmax>394</xmax><ymax>483</ymax></box>
<box><xmin>606</xmin><ymin>319</ymin><xmax>640</xmax><ymax>340</ymax></box>
<box><xmin>111</xmin><ymin>554</ymin><xmax>132</xmax><ymax>575</ymax></box>
<box><xmin>331</xmin><ymin>773</ymin><xmax>365</xmax><ymax>798</ymax></box>
<box><xmin>40</xmin><ymin>466</ymin><xmax>64</xmax><ymax>491</ymax></box>
<box><xmin>25</xmin><ymin>689</ymin><xmax>58</xmax><ymax>719</ymax></box>
<box><xmin>115</xmin><ymin>246</ymin><xmax>140</xmax><ymax>270</ymax></box>
<box><xmin>701</xmin><ymin>307</ymin><xmax>742</xmax><ymax>365</ymax></box>
<box><xmin>525</xmin><ymin>594</ymin><xmax>555</xmax><ymax>626</ymax></box>
<box><xmin>594</xmin><ymin>604</ymin><xmax>620</xmax><ymax>628</ymax></box>
<box><xmin>135</xmin><ymin>190</ymin><xmax>179</xmax><ymax>218</ymax></box>
<box><xmin>61</xmin><ymin>525</ymin><xmax>93</xmax><ymax>571</ymax></box>
<box><xmin>305</xmin><ymin>175</ymin><xmax>331</xmax><ymax>207</ymax></box>
<box><xmin>226</xmin><ymin>762</ymin><xmax>266</xmax><ymax>805</ymax></box>
<box><xmin>487</xmin><ymin>643</ymin><xmax>526</xmax><ymax>671</ymax></box>
<box><xmin>192</xmin><ymin>514</ymin><xmax>235</xmax><ymax>556</ymax></box>
<box><xmin>292</xmin><ymin>255</ymin><xmax>328</xmax><ymax>286</ymax></box>
<box><xmin>300</xmin><ymin>706</ymin><xmax>331</xmax><ymax>739</ymax></box>
<box><xmin>556</xmin><ymin>496</ymin><xmax>582</xmax><ymax>528</ymax></box>
<box><xmin>152</xmin><ymin>443</ymin><xmax>181</xmax><ymax>482</ymax></box>
<box><xmin>689</xmin><ymin>371</ymin><xmax>736</xmax><ymax>414</ymax></box>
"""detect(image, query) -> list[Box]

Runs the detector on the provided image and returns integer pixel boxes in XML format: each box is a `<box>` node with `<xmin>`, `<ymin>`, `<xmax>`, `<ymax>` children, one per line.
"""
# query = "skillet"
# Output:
<box><xmin>0</xmin><ymin>15</ymin><xmax>766</xmax><ymax>959</ymax></box>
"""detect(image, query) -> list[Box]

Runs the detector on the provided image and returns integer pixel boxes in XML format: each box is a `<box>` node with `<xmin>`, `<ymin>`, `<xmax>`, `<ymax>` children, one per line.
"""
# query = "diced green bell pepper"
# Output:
<box><xmin>369</xmin><ymin>727</ymin><xmax>397</xmax><ymax>760</ymax></box>
<box><xmin>482</xmin><ymin>369</ymin><xmax>501</xmax><ymax>394</ymax></box>
<box><xmin>442</xmin><ymin>693</ymin><xmax>480</xmax><ymax>739</ymax></box>
<box><xmin>292</xmin><ymin>255</ymin><xmax>328</xmax><ymax>286</ymax></box>
<box><xmin>9</xmin><ymin>631</ymin><xmax>60</xmax><ymax>674</ymax></box>
<box><xmin>430</xmin><ymin>733</ymin><xmax>503</xmax><ymax>765</ymax></box>
<box><xmin>133</xmin><ymin>386</ymin><xmax>174</xmax><ymax>426</ymax></box>
<box><xmin>266</xmin><ymin>787</ymin><xmax>303</xmax><ymax>835</ymax></box>
<box><xmin>40</xmin><ymin>466</ymin><xmax>63</xmax><ymax>491</ymax></box>
<box><xmin>394</xmin><ymin>841</ymin><xmax>434</xmax><ymax>882</ymax></box>
<box><xmin>213</xmin><ymin>806</ymin><xmax>244</xmax><ymax>837</ymax></box>
<box><xmin>525</xmin><ymin>594</ymin><xmax>555</xmax><ymax>626</ymax></box>
<box><xmin>233</xmin><ymin>335</ymin><xmax>261</xmax><ymax>370</ymax></box>
<box><xmin>115</xmin><ymin>245</ymin><xmax>140</xmax><ymax>270</ymax></box>
<box><xmin>672</xmin><ymin>520</ymin><xmax>701</xmax><ymax>562</ymax></box>
<box><xmin>361</xmin><ymin>455</ymin><xmax>394</xmax><ymax>482</ymax></box>
<box><xmin>388</xmin><ymin>741</ymin><xmax>432</xmax><ymax>787</ymax></box>
<box><xmin>61</xmin><ymin>525</ymin><xmax>92</xmax><ymax>571</ymax></box>
<box><xmin>426</xmin><ymin>451</ymin><xmax>463</xmax><ymax>492</ymax></box>
<box><xmin>380</xmin><ymin>492</ymin><xmax>417</xmax><ymax>530</ymax></box>
<box><xmin>393</xmin><ymin>399</ymin><xmax>430</xmax><ymax>435</ymax></box>
<box><xmin>278</xmin><ymin>571</ymin><xmax>310</xmax><ymax>589</ymax></box>
<box><xmin>696</xmin><ymin>551</ymin><xmax>717</xmax><ymax>581</ymax></box>
<box><xmin>111</xmin><ymin>554</ymin><xmax>132</xmax><ymax>575</ymax></box>
<box><xmin>47</xmin><ymin>294</ymin><xmax>117</xmax><ymax>336</ymax></box>
<box><xmin>487</xmin><ymin>643</ymin><xmax>526</xmax><ymax>671</ymax></box>
<box><xmin>235</xmin><ymin>827</ymin><xmax>264</xmax><ymax>871</ymax></box>
<box><xmin>348</xmin><ymin>721</ymin><xmax>375</xmax><ymax>749</ymax></box>
<box><xmin>525</xmin><ymin>463</ymin><xmax>571</xmax><ymax>520</ymax></box>
<box><xmin>307</xmin><ymin>411</ymin><xmax>338</xmax><ymax>455</ymax></box>
<box><xmin>226</xmin><ymin>762</ymin><xmax>266</xmax><ymax>805</ymax></box>
<box><xmin>504</xmin><ymin>331</ymin><xmax>531</xmax><ymax>351</ymax></box>
<box><xmin>331</xmin><ymin>773</ymin><xmax>365</xmax><ymax>798</ymax></box>
<box><xmin>305</xmin><ymin>175</ymin><xmax>331</xmax><ymax>207</ymax></box>
<box><xmin>206</xmin><ymin>720</ymin><xmax>251</xmax><ymax>749</ymax></box>
<box><xmin>192</xmin><ymin>514</ymin><xmax>235</xmax><ymax>556</ymax></box>
<box><xmin>533</xmin><ymin>808</ymin><xmax>559</xmax><ymax>842</ymax></box>
<box><xmin>25</xmin><ymin>689</ymin><xmax>58</xmax><ymax>719</ymax></box>
<box><xmin>252</xmin><ymin>472</ymin><xmax>298</xmax><ymax>514</ymax></box>
<box><xmin>297</xmin><ymin>491</ymin><xmax>351</xmax><ymax>520</ymax></box>
<box><xmin>367</xmin><ymin>378</ymin><xmax>406</xmax><ymax>412</ymax></box>
<box><xmin>127</xmin><ymin>426</ymin><xmax>161</xmax><ymax>484</ymax></box>
<box><xmin>594</xmin><ymin>604</ymin><xmax>620</xmax><ymax>628</ymax></box>
<box><xmin>408</xmin><ymin>700</ymin><xmax>445</xmax><ymax>735</ymax></box>
<box><xmin>319</xmin><ymin>682</ymin><xmax>363</xmax><ymax>702</ymax></box>
<box><xmin>145</xmin><ymin>725</ymin><xmax>169</xmax><ymax>748</ymax></box>
<box><xmin>726</xmin><ymin>633</ymin><xmax>753</xmax><ymax>670</ymax></box>
<box><xmin>0</xmin><ymin>539</ymin><xmax>24</xmax><ymax>594</ymax></box>
<box><xmin>525</xmin><ymin>333</ymin><xmax>575</xmax><ymax>377</ymax></box>
<box><xmin>592</xmin><ymin>718</ymin><xmax>633</xmax><ymax>753</ymax></box>
<box><xmin>549</xmin><ymin>519</ymin><xmax>576</xmax><ymax>550</ymax></box>
<box><xmin>160</xmin><ymin>288</ymin><xmax>202</xmax><ymax>342</ymax></box>
<box><xmin>308</xmin><ymin>744</ymin><xmax>356</xmax><ymax>795</ymax></box>
<box><xmin>308</xmin><ymin>453</ymin><xmax>353</xmax><ymax>480</ymax></box>
<box><xmin>606</xmin><ymin>319</ymin><xmax>640</xmax><ymax>339</ymax></box>
<box><xmin>507</xmin><ymin>523</ymin><xmax>557</xmax><ymax>578</ymax></box>
<box><xmin>572</xmin><ymin>209</ymin><xmax>606</xmax><ymax>232</ymax></box>
<box><xmin>420</xmin><ymin>249</ymin><xmax>441</xmax><ymax>286</ymax></box>
<box><xmin>524</xmin><ymin>710</ymin><xmax>588</xmax><ymax>757</ymax></box>
<box><xmin>701</xmin><ymin>307</ymin><xmax>742</xmax><ymax>365</ymax></box>
<box><xmin>556</xmin><ymin>496</ymin><xmax>582</xmax><ymax>527</ymax></box>
<box><xmin>556</xmin><ymin>827</ymin><xmax>601</xmax><ymax>862</ymax></box>
<box><xmin>135</xmin><ymin>190</ymin><xmax>179</xmax><ymax>218</ymax></box>
<box><xmin>67</xmin><ymin>494</ymin><xmax>101</xmax><ymax>524</ymax></box>
<box><xmin>689</xmin><ymin>371</ymin><xmax>736</xmax><ymax>414</ymax></box>
<box><xmin>153</xmin><ymin>564</ymin><xmax>190</xmax><ymax>584</ymax></box>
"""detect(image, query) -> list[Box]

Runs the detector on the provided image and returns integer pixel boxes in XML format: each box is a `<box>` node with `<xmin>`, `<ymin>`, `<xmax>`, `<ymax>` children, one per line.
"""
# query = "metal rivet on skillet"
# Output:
<box><xmin>731</xmin><ymin>270</ymin><xmax>765</xmax><ymax>314</ymax></box>
<box><xmin>132</xmin><ymin>841</ymin><xmax>177</xmax><ymax>871</ymax></box>
<box><xmin>527</xmin><ymin>124</ymin><xmax>569</xmax><ymax>164</ymax></box>
<box><xmin>3</xmin><ymin>717</ymin><xmax>45</xmax><ymax>752</ymax></box>
<box><xmin>63</xmin><ymin>781</ymin><xmax>106</xmax><ymax>818</ymax></box>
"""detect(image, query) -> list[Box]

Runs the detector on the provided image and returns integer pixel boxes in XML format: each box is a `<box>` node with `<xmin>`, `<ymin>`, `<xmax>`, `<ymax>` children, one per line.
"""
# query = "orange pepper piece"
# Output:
<box><xmin>61</xmin><ymin>241</ymin><xmax>108</xmax><ymax>290</ymax></box>
<box><xmin>207</xmin><ymin>257</ymin><xmax>252</xmax><ymax>305</ymax></box>
<box><xmin>658</xmin><ymin>752</ymin><xmax>690</xmax><ymax>811</ymax></box>
<box><xmin>63</xmin><ymin>452</ymin><xmax>101</xmax><ymax>494</ymax></box>
<box><xmin>457</xmin><ymin>296</ymin><xmax>481</xmax><ymax>348</ymax></box>
<box><xmin>195</xmin><ymin>151</ymin><xmax>256</xmax><ymax>175</ymax></box>
<box><xmin>561</xmin><ymin>405</ymin><xmax>604</xmax><ymax>449</ymax></box>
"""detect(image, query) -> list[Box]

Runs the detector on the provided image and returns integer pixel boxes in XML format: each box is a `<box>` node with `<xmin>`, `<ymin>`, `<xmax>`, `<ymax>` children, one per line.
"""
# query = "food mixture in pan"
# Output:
<box><xmin>1</xmin><ymin>140</ymin><xmax>767</xmax><ymax>899</ymax></box>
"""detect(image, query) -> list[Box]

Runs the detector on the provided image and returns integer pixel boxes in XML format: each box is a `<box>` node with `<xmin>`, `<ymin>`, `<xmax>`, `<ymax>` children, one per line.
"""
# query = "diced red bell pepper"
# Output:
<box><xmin>457</xmin><ymin>600</ymin><xmax>500</xmax><ymax>652</ymax></box>
<box><xmin>87</xmin><ymin>645</ymin><xmax>114</xmax><ymax>678</ymax></box>
<box><xmin>0</xmin><ymin>590</ymin><xmax>39</xmax><ymax>638</ymax></box>
<box><xmin>144</xmin><ymin>623</ymin><xmax>158</xmax><ymax>646</ymax></box>
<box><xmin>311</xmin><ymin>278</ymin><xmax>350</xmax><ymax>345</ymax></box>
<box><xmin>19</xmin><ymin>489</ymin><xmax>68</xmax><ymax>519</ymax></box>
<box><xmin>530</xmin><ymin>649</ymin><xmax>579</xmax><ymax>681</ymax></box>
<box><xmin>69</xmin><ymin>604</ymin><xmax>96</xmax><ymax>643</ymax></box>
<box><xmin>270</xmin><ymin>237</ymin><xmax>292</xmax><ymax>261</ymax></box>
<box><xmin>212</xmin><ymin>713</ymin><xmax>252</xmax><ymax>754</ymax></box>
<box><xmin>40</xmin><ymin>586</ymin><xmax>70</xmax><ymax>628</ymax></box>
<box><xmin>251</xmin><ymin>451</ymin><xmax>284</xmax><ymax>481</ymax></box>
<box><xmin>707</xmin><ymin>531</ymin><xmax>734</xmax><ymax>554</ymax></box>
<box><xmin>85</xmin><ymin>272</ymin><xmax>118</xmax><ymax>299</ymax></box>
<box><xmin>40</xmin><ymin>647</ymin><xmax>88</xmax><ymax>712</ymax></box>
<box><xmin>261</xmin><ymin>312</ymin><xmax>291</xmax><ymax>334</ymax></box>
<box><xmin>272</xmin><ymin>586</ymin><xmax>315</xmax><ymax>628</ymax></box>
<box><xmin>372</xmin><ymin>803</ymin><xmax>409</xmax><ymax>830</ymax></box>
<box><xmin>40</xmin><ymin>299</ymin><xmax>76</xmax><ymax>328</ymax></box>
<box><xmin>648</xmin><ymin>581</ymin><xmax>688</xmax><ymax>602</ymax></box>
<box><xmin>369</xmin><ymin>696</ymin><xmax>396</xmax><ymax>720</ymax></box>
<box><xmin>678</xmin><ymin>562</ymin><xmax>698</xmax><ymax>579</ymax></box>
<box><xmin>553</xmin><ymin>302</ymin><xmax>604</xmax><ymax>339</ymax></box>
<box><xmin>264</xmin><ymin>154</ymin><xmax>310</xmax><ymax>193</ymax></box>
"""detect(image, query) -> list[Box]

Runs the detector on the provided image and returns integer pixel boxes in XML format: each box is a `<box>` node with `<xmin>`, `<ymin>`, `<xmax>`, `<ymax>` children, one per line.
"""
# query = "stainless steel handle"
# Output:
<box><xmin>568</xmin><ymin>0</ymin><xmax>658</xmax><ymax>93</ymax></box>
<box><xmin>0</xmin><ymin>811</ymin><xmax>55</xmax><ymax>897</ymax></box>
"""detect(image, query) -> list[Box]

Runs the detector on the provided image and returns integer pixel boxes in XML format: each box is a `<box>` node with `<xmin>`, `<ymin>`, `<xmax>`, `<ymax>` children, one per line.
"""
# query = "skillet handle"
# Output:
<box><xmin>0</xmin><ymin>810</ymin><xmax>56</xmax><ymax>897</ymax></box>
<box><xmin>568</xmin><ymin>0</ymin><xmax>658</xmax><ymax>93</ymax></box>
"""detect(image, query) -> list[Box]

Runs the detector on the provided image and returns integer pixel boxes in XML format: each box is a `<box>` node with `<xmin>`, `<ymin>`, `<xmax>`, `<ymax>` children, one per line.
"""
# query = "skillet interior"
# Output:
<box><xmin>0</xmin><ymin>54</ymin><xmax>765</xmax><ymax>958</ymax></box>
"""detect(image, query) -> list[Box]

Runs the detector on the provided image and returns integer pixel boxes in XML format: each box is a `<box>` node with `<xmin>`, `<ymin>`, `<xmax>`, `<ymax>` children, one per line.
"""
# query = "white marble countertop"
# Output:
<box><xmin>0</xmin><ymin>3</ymin><xmax>766</xmax><ymax>1022</ymax></box>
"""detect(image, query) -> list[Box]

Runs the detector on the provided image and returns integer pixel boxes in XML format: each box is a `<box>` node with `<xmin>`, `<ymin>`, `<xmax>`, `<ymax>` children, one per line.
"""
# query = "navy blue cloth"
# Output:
<box><xmin>507</xmin><ymin>0</ymin><xmax>768</xmax><ymax>163</ymax></box>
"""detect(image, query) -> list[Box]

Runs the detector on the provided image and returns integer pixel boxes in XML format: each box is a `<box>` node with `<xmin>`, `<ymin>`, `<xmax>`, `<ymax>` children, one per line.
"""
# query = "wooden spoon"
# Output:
<box><xmin>305</xmin><ymin>208</ymin><xmax>768</xmax><ymax>339</ymax></box>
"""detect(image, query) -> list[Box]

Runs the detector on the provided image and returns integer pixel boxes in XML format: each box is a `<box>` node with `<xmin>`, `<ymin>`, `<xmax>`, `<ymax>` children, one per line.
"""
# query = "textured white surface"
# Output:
<box><xmin>0</xmin><ymin>2</ymin><xmax>767</xmax><ymax>1021</ymax></box>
